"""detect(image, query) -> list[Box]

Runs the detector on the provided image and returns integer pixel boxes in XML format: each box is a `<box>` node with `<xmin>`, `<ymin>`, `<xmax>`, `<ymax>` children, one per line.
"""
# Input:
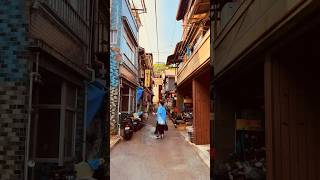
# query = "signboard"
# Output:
<box><xmin>144</xmin><ymin>69</ymin><xmax>151</xmax><ymax>87</ymax></box>
<box><xmin>236</xmin><ymin>119</ymin><xmax>262</xmax><ymax>131</ymax></box>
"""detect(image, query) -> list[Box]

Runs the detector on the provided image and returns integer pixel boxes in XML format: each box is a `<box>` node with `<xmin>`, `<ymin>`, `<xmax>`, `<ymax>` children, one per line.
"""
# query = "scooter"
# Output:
<box><xmin>183</xmin><ymin>112</ymin><xmax>193</xmax><ymax>125</ymax></box>
<box><xmin>120</xmin><ymin>113</ymin><xmax>134</xmax><ymax>140</ymax></box>
<box><xmin>131</xmin><ymin>112</ymin><xmax>144</xmax><ymax>132</ymax></box>
<box><xmin>172</xmin><ymin>113</ymin><xmax>185</xmax><ymax>128</ymax></box>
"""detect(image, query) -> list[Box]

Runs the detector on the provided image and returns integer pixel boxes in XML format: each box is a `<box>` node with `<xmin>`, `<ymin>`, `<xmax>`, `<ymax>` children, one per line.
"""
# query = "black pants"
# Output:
<box><xmin>154</xmin><ymin>122</ymin><xmax>165</xmax><ymax>135</ymax></box>
<box><xmin>157</xmin><ymin>124</ymin><xmax>165</xmax><ymax>135</ymax></box>
<box><xmin>154</xmin><ymin>121</ymin><xmax>159</xmax><ymax>134</ymax></box>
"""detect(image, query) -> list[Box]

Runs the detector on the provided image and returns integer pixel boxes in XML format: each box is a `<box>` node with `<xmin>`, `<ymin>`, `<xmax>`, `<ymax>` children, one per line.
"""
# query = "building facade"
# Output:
<box><xmin>212</xmin><ymin>0</ymin><xmax>320</xmax><ymax>179</ymax></box>
<box><xmin>167</xmin><ymin>0</ymin><xmax>210</xmax><ymax>145</ymax></box>
<box><xmin>110</xmin><ymin>0</ymin><xmax>141</xmax><ymax>134</ymax></box>
<box><xmin>137</xmin><ymin>48</ymin><xmax>154</xmax><ymax>113</ymax></box>
<box><xmin>0</xmin><ymin>0</ymin><xmax>108</xmax><ymax>179</ymax></box>
<box><xmin>152</xmin><ymin>75</ymin><xmax>164</xmax><ymax>105</ymax></box>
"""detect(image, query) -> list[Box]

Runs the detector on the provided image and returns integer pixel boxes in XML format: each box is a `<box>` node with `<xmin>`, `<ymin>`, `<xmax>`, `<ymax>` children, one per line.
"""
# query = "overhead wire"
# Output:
<box><xmin>154</xmin><ymin>0</ymin><xmax>160</xmax><ymax>63</ymax></box>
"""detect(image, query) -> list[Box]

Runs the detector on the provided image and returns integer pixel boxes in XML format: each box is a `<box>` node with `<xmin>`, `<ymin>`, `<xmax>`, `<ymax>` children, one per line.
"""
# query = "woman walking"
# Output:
<box><xmin>154</xmin><ymin>101</ymin><xmax>167</xmax><ymax>139</ymax></box>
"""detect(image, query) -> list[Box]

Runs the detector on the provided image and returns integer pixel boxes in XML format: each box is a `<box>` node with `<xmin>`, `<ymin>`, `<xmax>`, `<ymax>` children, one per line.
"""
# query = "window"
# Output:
<box><xmin>122</xmin><ymin>26</ymin><xmax>136</xmax><ymax>65</ymax></box>
<box><xmin>36</xmin><ymin>109</ymin><xmax>60</xmax><ymax>158</ymax></box>
<box><xmin>110</xmin><ymin>30</ymin><xmax>117</xmax><ymax>45</ymax></box>
<box><xmin>130</xmin><ymin>88</ymin><xmax>135</xmax><ymax>112</ymax></box>
<box><xmin>123</xmin><ymin>41</ymin><xmax>135</xmax><ymax>64</ymax></box>
<box><xmin>121</xmin><ymin>85</ymin><xmax>129</xmax><ymax>112</ymax></box>
<box><xmin>120</xmin><ymin>84</ymin><xmax>136</xmax><ymax>113</ymax></box>
<box><xmin>31</xmin><ymin>69</ymin><xmax>78</xmax><ymax>165</ymax></box>
<box><xmin>64</xmin><ymin>111</ymin><xmax>75</xmax><ymax>158</ymax></box>
<box><xmin>98</xmin><ymin>13</ymin><xmax>108</xmax><ymax>52</ymax></box>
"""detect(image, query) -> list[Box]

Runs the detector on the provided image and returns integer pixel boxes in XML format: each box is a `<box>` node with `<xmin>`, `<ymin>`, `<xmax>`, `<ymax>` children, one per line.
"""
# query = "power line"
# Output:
<box><xmin>154</xmin><ymin>0</ymin><xmax>160</xmax><ymax>63</ymax></box>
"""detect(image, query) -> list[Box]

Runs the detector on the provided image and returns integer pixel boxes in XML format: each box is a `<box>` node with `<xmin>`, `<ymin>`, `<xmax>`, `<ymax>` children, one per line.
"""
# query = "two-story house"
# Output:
<box><xmin>212</xmin><ymin>0</ymin><xmax>320</xmax><ymax>179</ymax></box>
<box><xmin>110</xmin><ymin>0</ymin><xmax>141</xmax><ymax>134</ymax></box>
<box><xmin>0</xmin><ymin>0</ymin><xmax>108</xmax><ymax>179</ymax></box>
<box><xmin>138</xmin><ymin>48</ymin><xmax>153</xmax><ymax>113</ymax></box>
<box><xmin>167</xmin><ymin>0</ymin><xmax>210</xmax><ymax>145</ymax></box>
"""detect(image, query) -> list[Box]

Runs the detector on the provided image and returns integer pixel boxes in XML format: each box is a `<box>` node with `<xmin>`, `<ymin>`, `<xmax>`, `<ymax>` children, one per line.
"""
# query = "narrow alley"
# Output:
<box><xmin>110</xmin><ymin>116</ymin><xmax>210</xmax><ymax>180</ymax></box>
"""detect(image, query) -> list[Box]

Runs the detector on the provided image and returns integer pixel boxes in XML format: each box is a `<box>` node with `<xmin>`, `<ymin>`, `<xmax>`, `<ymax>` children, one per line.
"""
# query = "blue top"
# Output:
<box><xmin>156</xmin><ymin>105</ymin><xmax>167</xmax><ymax>125</ymax></box>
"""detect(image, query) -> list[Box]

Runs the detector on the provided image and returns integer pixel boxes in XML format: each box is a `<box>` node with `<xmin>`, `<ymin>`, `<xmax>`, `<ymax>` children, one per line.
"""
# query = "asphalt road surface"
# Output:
<box><xmin>110</xmin><ymin>115</ymin><xmax>210</xmax><ymax>180</ymax></box>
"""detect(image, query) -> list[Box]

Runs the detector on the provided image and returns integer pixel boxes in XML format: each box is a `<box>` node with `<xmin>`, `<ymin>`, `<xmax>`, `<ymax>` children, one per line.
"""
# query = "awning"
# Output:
<box><xmin>166</xmin><ymin>54</ymin><xmax>176</xmax><ymax>65</ymax></box>
<box><xmin>86</xmin><ymin>81</ymin><xmax>106</xmax><ymax>127</ymax></box>
<box><xmin>136</xmin><ymin>86</ymin><xmax>144</xmax><ymax>103</ymax></box>
<box><xmin>166</xmin><ymin>41</ymin><xmax>184</xmax><ymax>65</ymax></box>
<box><xmin>176</xmin><ymin>0</ymin><xmax>190</xmax><ymax>20</ymax></box>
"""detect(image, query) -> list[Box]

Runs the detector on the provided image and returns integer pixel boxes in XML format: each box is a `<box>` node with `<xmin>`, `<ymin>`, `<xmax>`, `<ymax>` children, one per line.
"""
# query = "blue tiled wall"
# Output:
<box><xmin>0</xmin><ymin>0</ymin><xmax>29</xmax><ymax>179</ymax></box>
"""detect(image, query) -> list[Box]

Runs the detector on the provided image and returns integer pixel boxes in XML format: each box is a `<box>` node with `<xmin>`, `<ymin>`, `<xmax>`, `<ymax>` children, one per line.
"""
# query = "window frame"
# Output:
<box><xmin>110</xmin><ymin>29</ymin><xmax>118</xmax><ymax>45</ymax></box>
<box><xmin>122</xmin><ymin>25</ymin><xmax>137</xmax><ymax>65</ymax></box>
<box><xmin>31</xmin><ymin>80</ymin><xmax>78</xmax><ymax>166</ymax></box>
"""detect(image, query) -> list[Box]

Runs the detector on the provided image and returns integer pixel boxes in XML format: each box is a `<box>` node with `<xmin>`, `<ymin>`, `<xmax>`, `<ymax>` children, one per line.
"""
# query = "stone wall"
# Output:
<box><xmin>110</xmin><ymin>50</ymin><xmax>120</xmax><ymax>134</ymax></box>
<box><xmin>110</xmin><ymin>0</ymin><xmax>122</xmax><ymax>135</ymax></box>
<box><xmin>0</xmin><ymin>0</ymin><xmax>29</xmax><ymax>179</ymax></box>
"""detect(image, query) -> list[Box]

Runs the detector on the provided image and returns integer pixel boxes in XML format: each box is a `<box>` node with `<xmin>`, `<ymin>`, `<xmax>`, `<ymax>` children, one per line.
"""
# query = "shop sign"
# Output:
<box><xmin>145</xmin><ymin>69</ymin><xmax>151</xmax><ymax>87</ymax></box>
<box><xmin>236</xmin><ymin>119</ymin><xmax>262</xmax><ymax>131</ymax></box>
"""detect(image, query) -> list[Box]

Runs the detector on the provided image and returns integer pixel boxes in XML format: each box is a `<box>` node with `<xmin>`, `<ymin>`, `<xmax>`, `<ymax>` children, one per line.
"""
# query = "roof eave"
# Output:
<box><xmin>176</xmin><ymin>0</ymin><xmax>189</xmax><ymax>20</ymax></box>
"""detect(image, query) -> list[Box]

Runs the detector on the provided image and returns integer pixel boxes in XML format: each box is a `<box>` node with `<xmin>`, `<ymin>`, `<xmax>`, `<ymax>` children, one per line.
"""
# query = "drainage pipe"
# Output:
<box><xmin>25</xmin><ymin>52</ymin><xmax>40</xmax><ymax>180</ymax></box>
<box><xmin>117</xmin><ymin>77</ymin><xmax>121</xmax><ymax>137</ymax></box>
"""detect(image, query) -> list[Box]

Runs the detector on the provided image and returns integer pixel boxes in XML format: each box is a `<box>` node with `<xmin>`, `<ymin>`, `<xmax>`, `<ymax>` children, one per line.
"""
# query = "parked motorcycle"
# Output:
<box><xmin>182</xmin><ymin>112</ymin><xmax>193</xmax><ymax>125</ymax></box>
<box><xmin>131</xmin><ymin>112</ymin><xmax>144</xmax><ymax>132</ymax></box>
<box><xmin>120</xmin><ymin>113</ymin><xmax>134</xmax><ymax>140</ymax></box>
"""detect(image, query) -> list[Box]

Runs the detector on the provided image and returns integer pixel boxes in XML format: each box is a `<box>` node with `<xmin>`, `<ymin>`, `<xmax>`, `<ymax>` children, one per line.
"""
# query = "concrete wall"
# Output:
<box><xmin>166</xmin><ymin>77</ymin><xmax>175</xmax><ymax>91</ymax></box>
<box><xmin>152</xmin><ymin>78</ymin><xmax>163</xmax><ymax>104</ymax></box>
<box><xmin>0</xmin><ymin>1</ymin><xmax>29</xmax><ymax>179</ymax></box>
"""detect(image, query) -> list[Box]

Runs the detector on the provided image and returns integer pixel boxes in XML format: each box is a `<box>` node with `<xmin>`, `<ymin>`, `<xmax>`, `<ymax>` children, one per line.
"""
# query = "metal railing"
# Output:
<box><xmin>41</xmin><ymin>0</ymin><xmax>90</xmax><ymax>44</ymax></box>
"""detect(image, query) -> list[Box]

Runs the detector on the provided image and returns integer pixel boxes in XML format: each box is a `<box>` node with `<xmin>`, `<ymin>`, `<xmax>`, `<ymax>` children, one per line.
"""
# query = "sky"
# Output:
<box><xmin>133</xmin><ymin>0</ymin><xmax>182</xmax><ymax>64</ymax></box>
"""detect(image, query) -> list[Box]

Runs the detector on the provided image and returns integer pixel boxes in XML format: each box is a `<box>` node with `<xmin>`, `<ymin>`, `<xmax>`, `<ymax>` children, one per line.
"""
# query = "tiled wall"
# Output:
<box><xmin>0</xmin><ymin>0</ymin><xmax>29</xmax><ymax>179</ymax></box>
<box><xmin>110</xmin><ymin>50</ymin><xmax>120</xmax><ymax>134</ymax></box>
<box><xmin>110</xmin><ymin>0</ymin><xmax>122</xmax><ymax>134</ymax></box>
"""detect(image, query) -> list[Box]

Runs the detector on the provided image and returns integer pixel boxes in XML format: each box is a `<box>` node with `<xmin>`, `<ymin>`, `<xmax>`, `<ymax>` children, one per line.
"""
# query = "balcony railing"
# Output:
<box><xmin>41</xmin><ymin>0</ymin><xmax>90</xmax><ymax>44</ymax></box>
<box><xmin>177</xmin><ymin>30</ymin><xmax>210</xmax><ymax>85</ymax></box>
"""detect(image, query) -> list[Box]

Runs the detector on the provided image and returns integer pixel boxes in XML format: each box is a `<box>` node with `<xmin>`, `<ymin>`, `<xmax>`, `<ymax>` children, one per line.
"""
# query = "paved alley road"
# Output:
<box><xmin>110</xmin><ymin>115</ymin><xmax>210</xmax><ymax>180</ymax></box>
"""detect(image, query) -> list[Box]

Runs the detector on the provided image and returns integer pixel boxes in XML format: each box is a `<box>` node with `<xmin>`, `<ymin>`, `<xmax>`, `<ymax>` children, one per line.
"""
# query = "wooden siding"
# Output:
<box><xmin>214</xmin><ymin>0</ymin><xmax>314</xmax><ymax>76</ymax></box>
<box><xmin>30</xmin><ymin>7</ymin><xmax>88</xmax><ymax>67</ymax></box>
<box><xmin>192</xmin><ymin>70</ymin><xmax>210</xmax><ymax>145</ymax></box>
<box><xmin>41</xmin><ymin>0</ymin><xmax>90</xmax><ymax>44</ymax></box>
<box><xmin>265</xmin><ymin>56</ymin><xmax>320</xmax><ymax>180</ymax></box>
<box><xmin>177</xmin><ymin>31</ymin><xmax>210</xmax><ymax>86</ymax></box>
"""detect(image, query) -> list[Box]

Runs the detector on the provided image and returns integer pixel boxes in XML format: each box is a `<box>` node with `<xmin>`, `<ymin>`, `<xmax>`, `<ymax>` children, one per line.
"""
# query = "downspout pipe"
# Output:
<box><xmin>117</xmin><ymin>78</ymin><xmax>121</xmax><ymax>136</ymax></box>
<box><xmin>25</xmin><ymin>52</ymin><xmax>40</xmax><ymax>180</ymax></box>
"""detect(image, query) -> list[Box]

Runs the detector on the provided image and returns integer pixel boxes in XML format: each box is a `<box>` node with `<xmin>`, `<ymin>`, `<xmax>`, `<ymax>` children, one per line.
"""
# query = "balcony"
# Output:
<box><xmin>40</xmin><ymin>0</ymin><xmax>90</xmax><ymax>44</ymax></box>
<box><xmin>177</xmin><ymin>30</ymin><xmax>210</xmax><ymax>85</ymax></box>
